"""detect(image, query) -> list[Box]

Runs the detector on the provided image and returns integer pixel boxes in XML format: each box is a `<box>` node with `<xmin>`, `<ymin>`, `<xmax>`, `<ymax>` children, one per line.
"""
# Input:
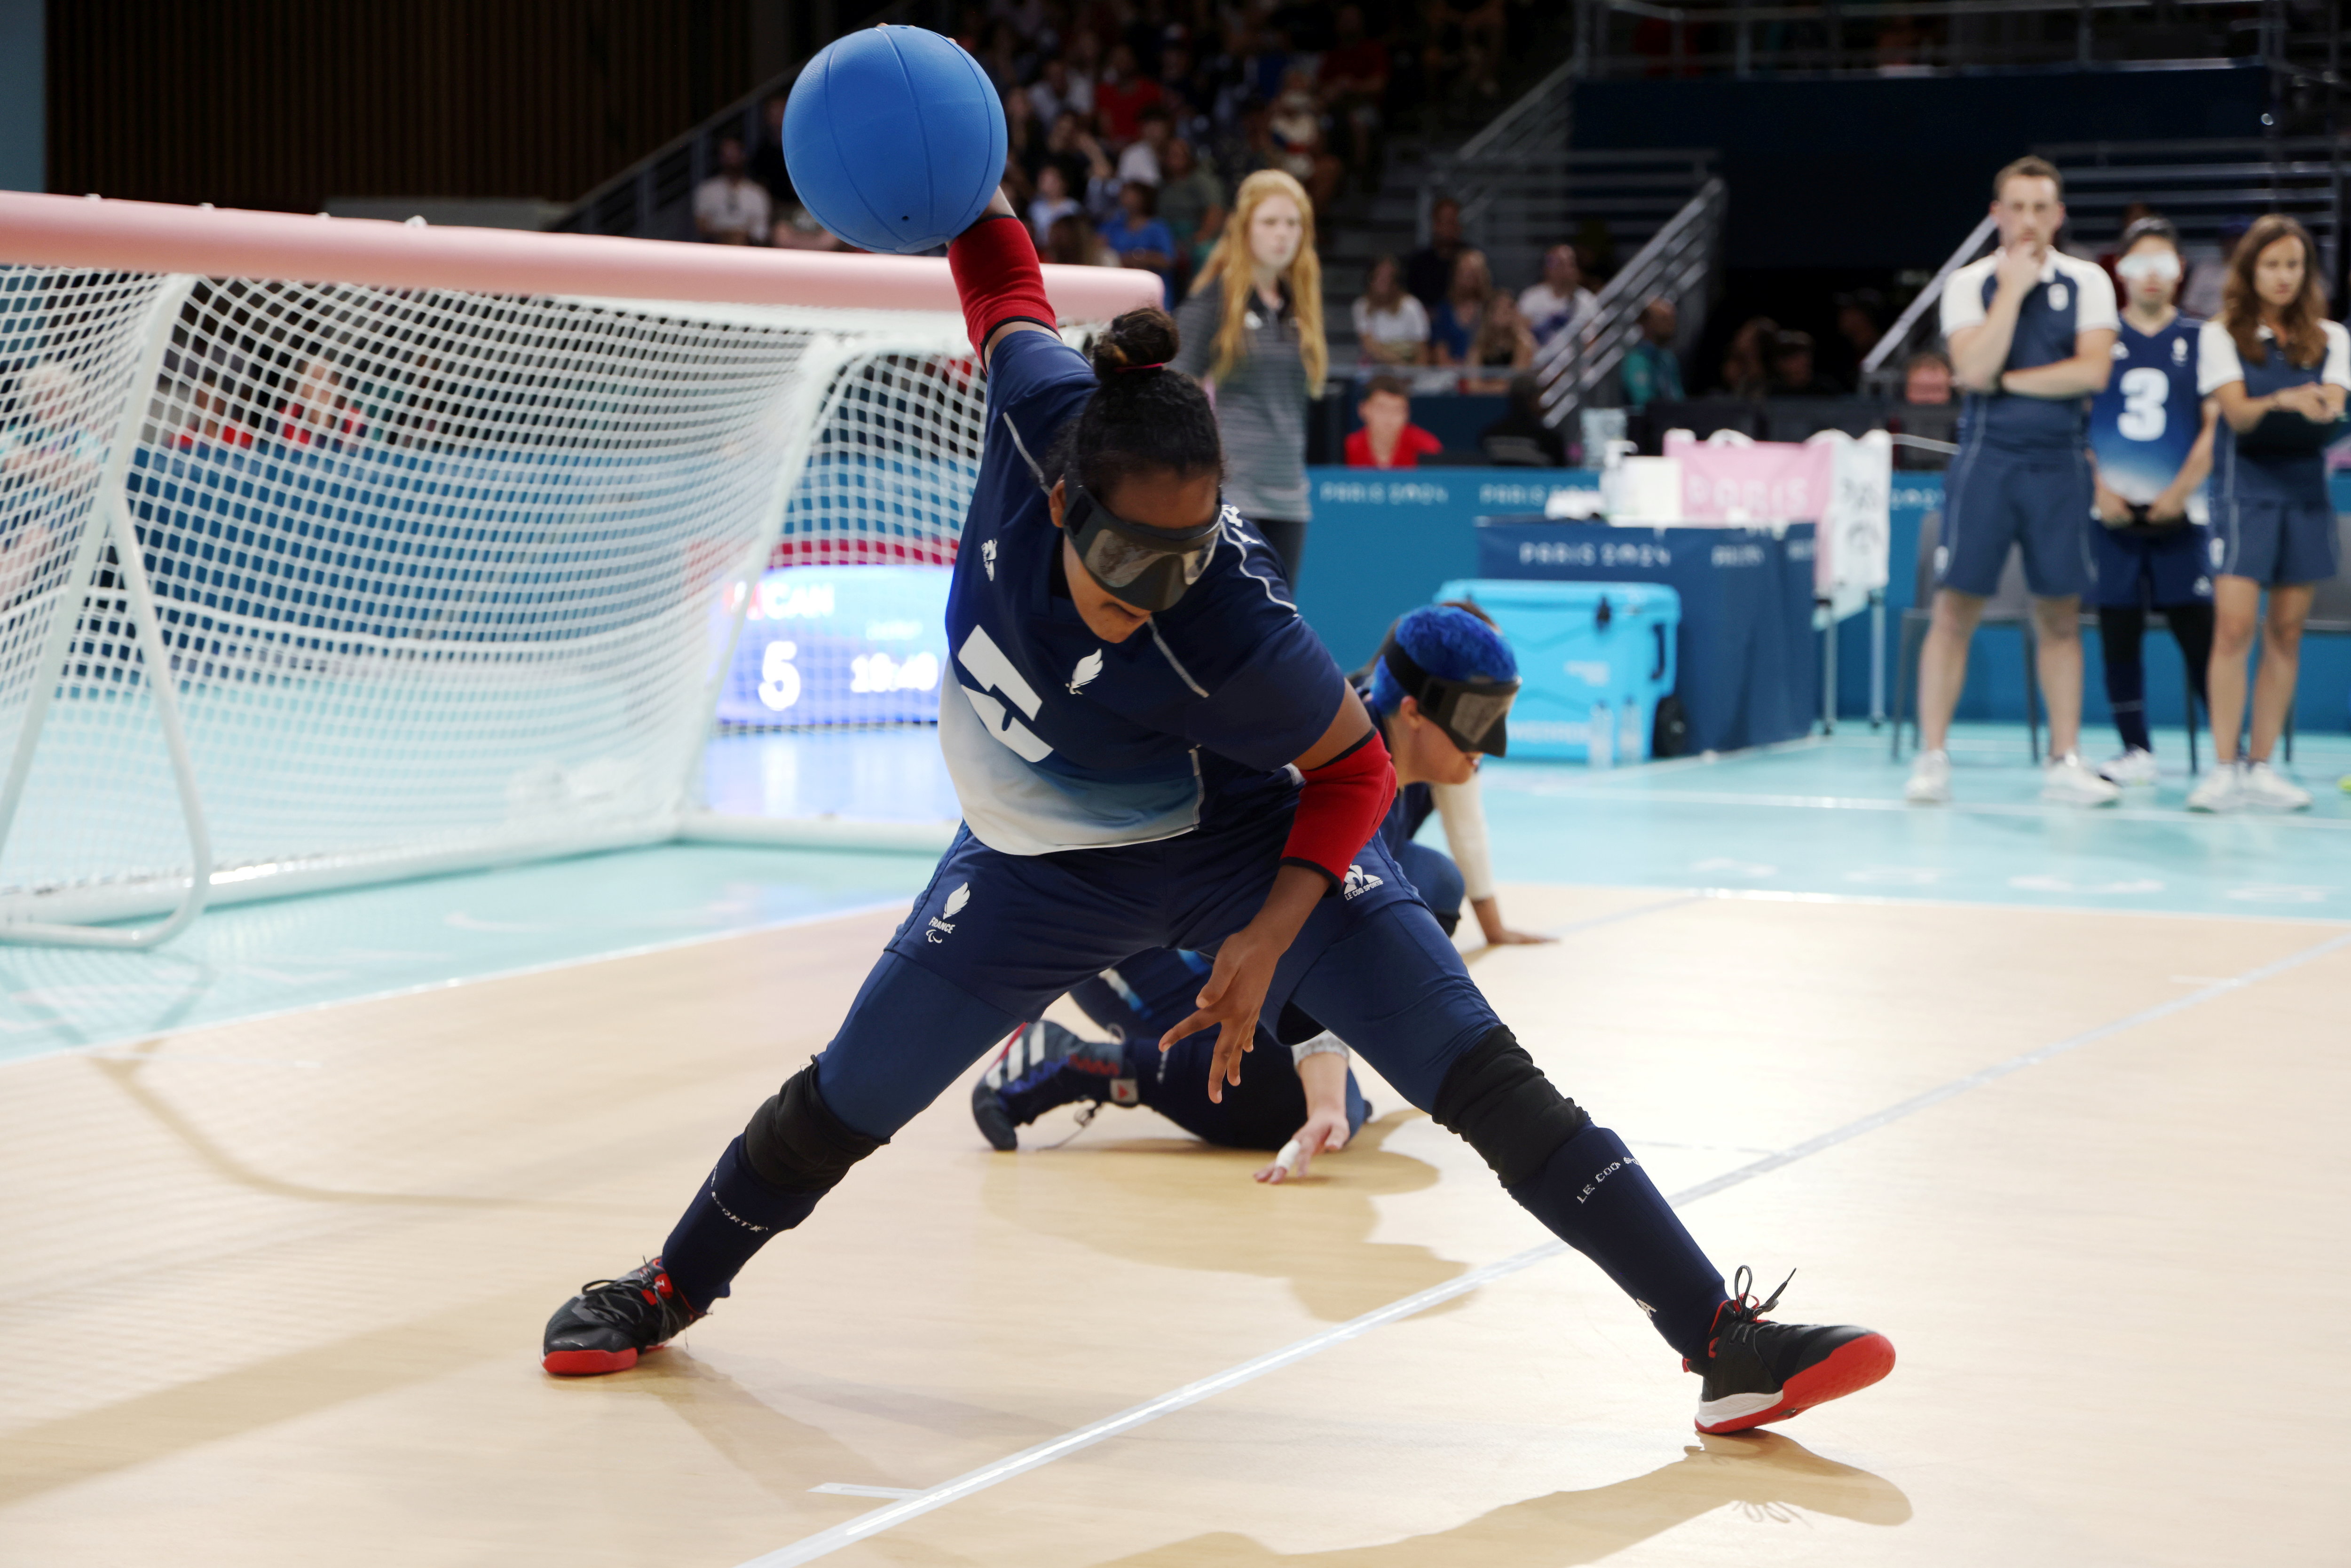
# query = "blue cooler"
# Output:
<box><xmin>1435</xmin><ymin>578</ymin><xmax>1681</xmax><ymax>764</ymax></box>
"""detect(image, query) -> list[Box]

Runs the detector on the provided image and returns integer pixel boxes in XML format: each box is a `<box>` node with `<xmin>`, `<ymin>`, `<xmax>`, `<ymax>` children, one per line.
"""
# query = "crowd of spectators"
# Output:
<box><xmin>698</xmin><ymin>2</ymin><xmax>1540</xmax><ymax>306</ymax></box>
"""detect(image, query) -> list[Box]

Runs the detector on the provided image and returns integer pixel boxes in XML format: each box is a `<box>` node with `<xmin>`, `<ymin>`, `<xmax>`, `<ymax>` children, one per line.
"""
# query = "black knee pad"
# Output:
<box><xmin>1433</xmin><ymin>907</ymin><xmax>1461</xmax><ymax>938</ymax></box>
<box><xmin>742</xmin><ymin>1059</ymin><xmax>887</xmax><ymax>1196</ymax></box>
<box><xmin>1274</xmin><ymin>1001</ymin><xmax>1325</xmax><ymax>1047</ymax></box>
<box><xmin>1432</xmin><ymin>1025</ymin><xmax>1591</xmax><ymax>1188</ymax></box>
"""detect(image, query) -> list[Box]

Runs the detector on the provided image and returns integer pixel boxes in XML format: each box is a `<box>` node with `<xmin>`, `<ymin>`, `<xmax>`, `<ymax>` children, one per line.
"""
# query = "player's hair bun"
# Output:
<box><xmin>1090</xmin><ymin>308</ymin><xmax>1181</xmax><ymax>379</ymax></box>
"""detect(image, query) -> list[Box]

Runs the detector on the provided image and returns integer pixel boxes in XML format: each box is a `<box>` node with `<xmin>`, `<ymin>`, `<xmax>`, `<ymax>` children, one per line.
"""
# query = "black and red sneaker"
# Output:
<box><xmin>1688</xmin><ymin>1267</ymin><xmax>1895</xmax><ymax>1434</ymax></box>
<box><xmin>541</xmin><ymin>1258</ymin><xmax>705</xmax><ymax>1376</ymax></box>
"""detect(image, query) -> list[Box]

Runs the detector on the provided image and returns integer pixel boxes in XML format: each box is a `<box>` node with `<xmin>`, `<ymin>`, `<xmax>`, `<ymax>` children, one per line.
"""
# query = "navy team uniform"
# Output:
<box><xmin>2199</xmin><ymin>318</ymin><xmax>2351</xmax><ymax>585</ymax></box>
<box><xmin>2087</xmin><ymin>315</ymin><xmax>2213</xmax><ymax>608</ymax></box>
<box><xmin>1044</xmin><ymin>720</ymin><xmax>1468</xmax><ymax>1151</ymax></box>
<box><xmin>544</xmin><ymin>216</ymin><xmax>1897</xmax><ymax>1434</ymax></box>
<box><xmin>1936</xmin><ymin>251</ymin><xmax>2118</xmax><ymax>597</ymax></box>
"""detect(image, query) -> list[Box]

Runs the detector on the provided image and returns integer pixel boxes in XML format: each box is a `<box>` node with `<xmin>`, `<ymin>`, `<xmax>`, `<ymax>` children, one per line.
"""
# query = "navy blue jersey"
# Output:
<box><xmin>943</xmin><ymin>330</ymin><xmax>1347</xmax><ymax>855</ymax></box>
<box><xmin>2199</xmin><ymin>318</ymin><xmax>2351</xmax><ymax>507</ymax></box>
<box><xmin>1941</xmin><ymin>250</ymin><xmax>2118</xmax><ymax>454</ymax></box>
<box><xmin>2088</xmin><ymin>314</ymin><xmax>2207</xmax><ymax>521</ymax></box>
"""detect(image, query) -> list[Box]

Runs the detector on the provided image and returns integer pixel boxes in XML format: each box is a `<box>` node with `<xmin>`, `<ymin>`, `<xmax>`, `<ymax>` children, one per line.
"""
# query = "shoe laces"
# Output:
<box><xmin>1709</xmin><ymin>1264</ymin><xmax>1796</xmax><ymax>1348</ymax></box>
<box><xmin>573</xmin><ymin>1261</ymin><xmax>695</xmax><ymax>1336</ymax></box>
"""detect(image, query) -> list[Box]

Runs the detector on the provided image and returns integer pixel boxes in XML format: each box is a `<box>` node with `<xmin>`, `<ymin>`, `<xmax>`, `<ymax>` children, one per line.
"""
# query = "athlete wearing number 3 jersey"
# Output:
<box><xmin>539</xmin><ymin>189</ymin><xmax>1895</xmax><ymax>1437</ymax></box>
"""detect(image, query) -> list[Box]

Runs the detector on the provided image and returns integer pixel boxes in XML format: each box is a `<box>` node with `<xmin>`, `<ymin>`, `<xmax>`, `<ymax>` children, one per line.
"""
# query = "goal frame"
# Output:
<box><xmin>0</xmin><ymin>192</ymin><xmax>1155</xmax><ymax>946</ymax></box>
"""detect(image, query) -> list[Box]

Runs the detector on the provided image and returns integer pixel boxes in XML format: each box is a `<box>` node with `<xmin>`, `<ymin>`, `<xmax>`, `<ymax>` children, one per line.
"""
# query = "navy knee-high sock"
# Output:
<box><xmin>659</xmin><ymin>1135</ymin><xmax>820</xmax><ymax>1310</ymax></box>
<box><xmin>1506</xmin><ymin>1124</ymin><xmax>1729</xmax><ymax>1362</ymax></box>
<box><xmin>2099</xmin><ymin>605</ymin><xmax>2152</xmax><ymax>753</ymax></box>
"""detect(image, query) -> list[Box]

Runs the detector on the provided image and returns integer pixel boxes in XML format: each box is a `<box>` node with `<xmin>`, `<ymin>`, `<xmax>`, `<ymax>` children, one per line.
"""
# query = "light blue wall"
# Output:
<box><xmin>1297</xmin><ymin>465</ymin><xmax>2351</xmax><ymax>738</ymax></box>
<box><xmin>0</xmin><ymin>0</ymin><xmax>41</xmax><ymax>193</ymax></box>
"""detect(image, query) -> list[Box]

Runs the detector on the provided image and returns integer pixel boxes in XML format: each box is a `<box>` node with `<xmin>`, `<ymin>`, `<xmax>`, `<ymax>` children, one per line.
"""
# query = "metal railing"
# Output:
<box><xmin>1859</xmin><ymin>134</ymin><xmax>2351</xmax><ymax>392</ymax></box>
<box><xmin>550</xmin><ymin>1</ymin><xmax>929</xmax><ymax>241</ymax></box>
<box><xmin>1422</xmin><ymin>148</ymin><xmax>1718</xmax><ymax>307</ymax></box>
<box><xmin>1536</xmin><ymin>176</ymin><xmax>1728</xmax><ymax>430</ymax></box>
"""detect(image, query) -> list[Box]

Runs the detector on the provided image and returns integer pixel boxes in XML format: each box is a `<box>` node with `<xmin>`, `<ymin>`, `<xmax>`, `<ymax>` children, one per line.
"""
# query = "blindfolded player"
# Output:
<box><xmin>970</xmin><ymin>602</ymin><xmax>1551</xmax><ymax>1182</ymax></box>
<box><xmin>541</xmin><ymin>185</ymin><xmax>1895</xmax><ymax>1438</ymax></box>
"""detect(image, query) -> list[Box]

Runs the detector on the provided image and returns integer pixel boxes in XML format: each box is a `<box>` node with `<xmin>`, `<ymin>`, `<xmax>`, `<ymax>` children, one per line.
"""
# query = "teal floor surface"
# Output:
<box><xmin>5</xmin><ymin>722</ymin><xmax>2345</xmax><ymax>1067</ymax></box>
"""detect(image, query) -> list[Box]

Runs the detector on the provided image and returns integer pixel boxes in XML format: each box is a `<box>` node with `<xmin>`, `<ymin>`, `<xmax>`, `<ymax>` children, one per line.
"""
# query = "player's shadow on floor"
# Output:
<box><xmin>1089</xmin><ymin>1431</ymin><xmax>1912</xmax><ymax>1566</ymax></box>
<box><xmin>979</xmin><ymin>1110</ymin><xmax>1469</xmax><ymax>1322</ymax></box>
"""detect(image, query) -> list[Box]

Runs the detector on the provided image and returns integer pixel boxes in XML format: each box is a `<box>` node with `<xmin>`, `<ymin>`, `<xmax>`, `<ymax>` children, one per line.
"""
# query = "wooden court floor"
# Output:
<box><xmin>3</xmin><ymin>883</ymin><xmax>2345</xmax><ymax>1567</ymax></box>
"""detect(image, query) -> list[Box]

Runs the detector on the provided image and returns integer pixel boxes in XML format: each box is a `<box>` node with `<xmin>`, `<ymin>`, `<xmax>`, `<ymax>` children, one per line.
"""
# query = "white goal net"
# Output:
<box><xmin>0</xmin><ymin>252</ymin><xmax>1003</xmax><ymax>944</ymax></box>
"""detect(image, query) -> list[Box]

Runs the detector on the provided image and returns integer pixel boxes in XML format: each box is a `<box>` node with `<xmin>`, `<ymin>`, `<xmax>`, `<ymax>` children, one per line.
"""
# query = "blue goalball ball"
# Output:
<box><xmin>784</xmin><ymin>26</ymin><xmax>1008</xmax><ymax>256</ymax></box>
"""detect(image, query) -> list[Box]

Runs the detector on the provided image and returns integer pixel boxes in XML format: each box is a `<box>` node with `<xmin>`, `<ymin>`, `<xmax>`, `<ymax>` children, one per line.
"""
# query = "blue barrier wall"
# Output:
<box><xmin>1299</xmin><ymin>465</ymin><xmax>2351</xmax><ymax>737</ymax></box>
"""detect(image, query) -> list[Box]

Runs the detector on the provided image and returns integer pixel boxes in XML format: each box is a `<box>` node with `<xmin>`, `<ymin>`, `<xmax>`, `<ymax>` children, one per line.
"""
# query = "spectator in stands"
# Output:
<box><xmin>1044</xmin><ymin>211</ymin><xmax>1117</xmax><ymax>268</ymax></box>
<box><xmin>1480</xmin><ymin>373</ymin><xmax>1568</xmax><ymax>466</ymax></box>
<box><xmin>1099</xmin><ymin>181</ymin><xmax>1177</xmax><ymax>300</ymax></box>
<box><xmin>1156</xmin><ymin>137</ymin><xmax>1226</xmax><ymax>281</ymax></box>
<box><xmin>1320</xmin><ymin>5</ymin><xmax>1391</xmax><ymax>191</ymax></box>
<box><xmin>1463</xmin><ymin>291</ymin><xmax>1536</xmax><ymax>394</ymax></box>
<box><xmin>1269</xmin><ymin>69</ymin><xmax>1343</xmax><ymax>212</ymax></box>
<box><xmin>1903</xmin><ymin>349</ymin><xmax>1953</xmax><ymax>403</ymax></box>
<box><xmin>1406</xmin><ymin>196</ymin><xmax>1467</xmax><ymax>311</ymax></box>
<box><xmin>1117</xmin><ymin>105</ymin><xmax>1175</xmax><ymax>187</ymax></box>
<box><xmin>1718</xmin><ymin>316</ymin><xmax>1778</xmax><ymax>398</ymax></box>
<box><xmin>693</xmin><ymin>136</ymin><xmax>770</xmax><ymax>245</ymax></box>
<box><xmin>1768</xmin><ymin>330</ymin><xmax>1842</xmax><ymax>396</ymax></box>
<box><xmin>1430</xmin><ymin>248</ymin><xmax>1496</xmax><ymax>368</ymax></box>
<box><xmin>1173</xmin><ymin>168</ymin><xmax>1329</xmax><ymax>586</ymax></box>
<box><xmin>1519</xmin><ymin>245</ymin><xmax>1596</xmax><ymax>349</ymax></box>
<box><xmin>747</xmin><ymin>96</ymin><xmax>794</xmax><ymax>213</ymax></box>
<box><xmin>1028</xmin><ymin>164</ymin><xmax>1081</xmax><ymax>244</ymax></box>
<box><xmin>1095</xmin><ymin>44</ymin><xmax>1165</xmax><ymax>145</ymax></box>
<box><xmin>1352</xmin><ymin>254</ymin><xmax>1433</xmax><ymax>368</ymax></box>
<box><xmin>1346</xmin><ymin>374</ymin><xmax>1445</xmax><ymax>468</ymax></box>
<box><xmin>1028</xmin><ymin>56</ymin><xmax>1088</xmax><ymax>126</ymax></box>
<box><xmin>1004</xmin><ymin>87</ymin><xmax>1048</xmax><ymax>199</ymax></box>
<box><xmin>1619</xmin><ymin>298</ymin><xmax>1685</xmax><ymax>409</ymax></box>
<box><xmin>1832</xmin><ymin>289</ymin><xmax>1886</xmax><ymax>385</ymax></box>
<box><xmin>1908</xmin><ymin>154</ymin><xmax>2120</xmax><ymax>809</ymax></box>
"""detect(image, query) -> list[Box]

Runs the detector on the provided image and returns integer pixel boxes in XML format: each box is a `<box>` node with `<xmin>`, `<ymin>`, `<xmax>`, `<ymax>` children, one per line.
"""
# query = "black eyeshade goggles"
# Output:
<box><xmin>1065</xmin><ymin>485</ymin><xmax>1221</xmax><ymax>612</ymax></box>
<box><xmin>1379</xmin><ymin>635</ymin><xmax>1520</xmax><ymax>757</ymax></box>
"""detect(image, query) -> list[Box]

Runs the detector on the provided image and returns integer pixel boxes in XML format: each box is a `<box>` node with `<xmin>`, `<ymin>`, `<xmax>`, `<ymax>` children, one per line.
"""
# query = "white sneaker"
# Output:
<box><xmin>2185</xmin><ymin>764</ymin><xmax>2244</xmax><ymax>813</ymax></box>
<box><xmin>2238</xmin><ymin>760</ymin><xmax>2312</xmax><ymax>812</ymax></box>
<box><xmin>1904</xmin><ymin>749</ymin><xmax>1952</xmax><ymax>805</ymax></box>
<box><xmin>2099</xmin><ymin>748</ymin><xmax>2160</xmax><ymax>787</ymax></box>
<box><xmin>2040</xmin><ymin>752</ymin><xmax>2122</xmax><ymax>806</ymax></box>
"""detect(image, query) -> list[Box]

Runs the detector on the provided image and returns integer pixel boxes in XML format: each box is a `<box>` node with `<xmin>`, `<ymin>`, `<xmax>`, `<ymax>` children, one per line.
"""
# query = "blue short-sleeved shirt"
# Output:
<box><xmin>1941</xmin><ymin>250</ymin><xmax>2118</xmax><ymax>455</ymax></box>
<box><xmin>2088</xmin><ymin>313</ymin><xmax>2207</xmax><ymax>523</ymax></box>
<box><xmin>2198</xmin><ymin>318</ymin><xmax>2351</xmax><ymax>508</ymax></box>
<box><xmin>943</xmin><ymin>329</ymin><xmax>1348</xmax><ymax>857</ymax></box>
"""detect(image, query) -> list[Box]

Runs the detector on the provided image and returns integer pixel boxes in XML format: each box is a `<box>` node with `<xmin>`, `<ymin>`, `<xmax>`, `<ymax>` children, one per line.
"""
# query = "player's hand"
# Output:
<box><xmin>1254</xmin><ymin>1107</ymin><xmax>1352</xmax><ymax>1183</ymax></box>
<box><xmin>1160</xmin><ymin>928</ymin><xmax>1279</xmax><ymax>1104</ymax></box>
<box><xmin>1472</xmin><ymin>897</ymin><xmax>1556</xmax><ymax>947</ymax></box>
<box><xmin>2093</xmin><ymin>484</ymin><xmax>2134</xmax><ymax>525</ymax></box>
<box><xmin>2273</xmin><ymin>383</ymin><xmax>2329</xmax><ymax>420</ymax></box>
<box><xmin>1994</xmin><ymin>238</ymin><xmax>2043</xmax><ymax>296</ymax></box>
<box><xmin>2147</xmin><ymin>491</ymin><xmax>2190</xmax><ymax>524</ymax></box>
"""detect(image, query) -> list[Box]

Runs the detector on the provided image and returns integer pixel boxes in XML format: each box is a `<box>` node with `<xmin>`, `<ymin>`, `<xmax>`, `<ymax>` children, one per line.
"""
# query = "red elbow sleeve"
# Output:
<box><xmin>1281</xmin><ymin>729</ymin><xmax>1397</xmax><ymax>888</ymax></box>
<box><xmin>947</xmin><ymin>214</ymin><xmax>1057</xmax><ymax>354</ymax></box>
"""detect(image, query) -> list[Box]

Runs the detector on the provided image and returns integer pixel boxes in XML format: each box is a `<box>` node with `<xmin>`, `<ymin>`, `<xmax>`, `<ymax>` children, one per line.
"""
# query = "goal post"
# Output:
<box><xmin>0</xmin><ymin>192</ymin><xmax>1155</xmax><ymax>945</ymax></box>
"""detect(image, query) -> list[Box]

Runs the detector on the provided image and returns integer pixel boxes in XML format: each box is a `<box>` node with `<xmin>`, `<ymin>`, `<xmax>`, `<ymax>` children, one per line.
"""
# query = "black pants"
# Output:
<box><xmin>1255</xmin><ymin>516</ymin><xmax>1308</xmax><ymax>590</ymax></box>
<box><xmin>2097</xmin><ymin>602</ymin><xmax>2214</xmax><ymax>747</ymax></box>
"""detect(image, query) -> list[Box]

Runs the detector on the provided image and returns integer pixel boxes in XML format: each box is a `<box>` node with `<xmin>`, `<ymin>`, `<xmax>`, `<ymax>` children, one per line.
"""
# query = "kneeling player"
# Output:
<box><xmin>971</xmin><ymin>605</ymin><xmax>1551</xmax><ymax>1180</ymax></box>
<box><xmin>542</xmin><ymin>193</ymin><xmax>1894</xmax><ymax>1436</ymax></box>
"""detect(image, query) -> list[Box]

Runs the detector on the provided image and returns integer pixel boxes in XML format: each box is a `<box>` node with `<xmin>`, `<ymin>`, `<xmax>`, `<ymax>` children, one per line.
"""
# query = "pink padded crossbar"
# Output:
<box><xmin>0</xmin><ymin>191</ymin><xmax>1160</xmax><ymax>327</ymax></box>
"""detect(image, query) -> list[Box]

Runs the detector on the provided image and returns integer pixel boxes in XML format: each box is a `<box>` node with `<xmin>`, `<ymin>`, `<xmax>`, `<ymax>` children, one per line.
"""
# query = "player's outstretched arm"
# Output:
<box><xmin>1159</xmin><ymin>687</ymin><xmax>1387</xmax><ymax>1102</ymax></box>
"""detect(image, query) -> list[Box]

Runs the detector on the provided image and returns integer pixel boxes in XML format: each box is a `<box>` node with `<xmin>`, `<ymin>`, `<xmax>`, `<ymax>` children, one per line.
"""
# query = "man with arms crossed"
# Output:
<box><xmin>1908</xmin><ymin>157</ymin><xmax>2121</xmax><ymax>806</ymax></box>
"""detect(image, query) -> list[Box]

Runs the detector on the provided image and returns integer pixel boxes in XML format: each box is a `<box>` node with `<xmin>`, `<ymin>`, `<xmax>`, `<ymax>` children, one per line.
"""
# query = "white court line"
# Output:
<box><xmin>0</xmin><ymin>896</ymin><xmax>919</xmax><ymax>1073</ymax></box>
<box><xmin>742</xmin><ymin>924</ymin><xmax>2351</xmax><ymax>1567</ymax></box>
<box><xmin>1499</xmin><ymin>785</ymin><xmax>2351</xmax><ymax>830</ymax></box>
